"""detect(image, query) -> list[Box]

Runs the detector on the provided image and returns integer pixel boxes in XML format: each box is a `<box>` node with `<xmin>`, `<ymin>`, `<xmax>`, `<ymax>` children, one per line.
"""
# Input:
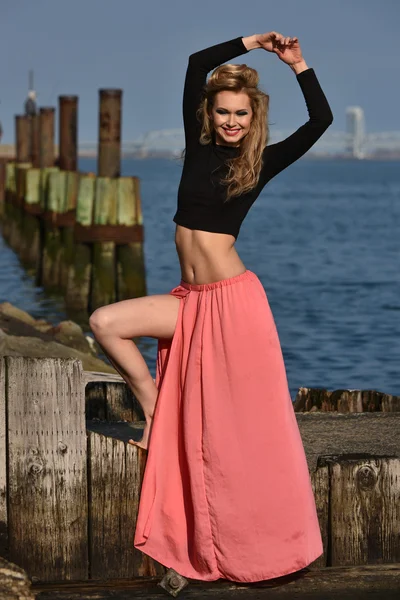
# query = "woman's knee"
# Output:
<box><xmin>89</xmin><ymin>307</ymin><xmax>113</xmax><ymax>337</ymax></box>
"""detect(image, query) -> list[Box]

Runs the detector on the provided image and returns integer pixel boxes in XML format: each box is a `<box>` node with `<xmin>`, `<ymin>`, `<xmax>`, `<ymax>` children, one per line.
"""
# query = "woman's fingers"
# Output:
<box><xmin>271</xmin><ymin>32</ymin><xmax>297</xmax><ymax>46</ymax></box>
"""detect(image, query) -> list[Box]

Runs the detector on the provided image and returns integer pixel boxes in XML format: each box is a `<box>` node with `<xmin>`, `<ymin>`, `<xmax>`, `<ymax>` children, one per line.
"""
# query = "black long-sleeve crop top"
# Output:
<box><xmin>173</xmin><ymin>36</ymin><xmax>334</xmax><ymax>240</ymax></box>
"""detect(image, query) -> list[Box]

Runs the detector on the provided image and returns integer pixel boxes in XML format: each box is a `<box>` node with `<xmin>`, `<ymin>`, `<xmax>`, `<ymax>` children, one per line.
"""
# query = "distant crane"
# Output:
<box><xmin>24</xmin><ymin>69</ymin><xmax>38</xmax><ymax>117</ymax></box>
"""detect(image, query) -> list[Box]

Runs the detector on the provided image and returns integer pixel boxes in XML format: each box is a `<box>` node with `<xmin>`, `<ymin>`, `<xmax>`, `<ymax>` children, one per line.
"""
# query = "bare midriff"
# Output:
<box><xmin>174</xmin><ymin>224</ymin><xmax>247</xmax><ymax>285</ymax></box>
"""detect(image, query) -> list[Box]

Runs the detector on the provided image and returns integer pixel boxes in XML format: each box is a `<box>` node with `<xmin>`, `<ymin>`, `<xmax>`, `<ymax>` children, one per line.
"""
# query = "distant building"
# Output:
<box><xmin>346</xmin><ymin>106</ymin><xmax>366</xmax><ymax>159</ymax></box>
<box><xmin>24</xmin><ymin>90</ymin><xmax>37</xmax><ymax>117</ymax></box>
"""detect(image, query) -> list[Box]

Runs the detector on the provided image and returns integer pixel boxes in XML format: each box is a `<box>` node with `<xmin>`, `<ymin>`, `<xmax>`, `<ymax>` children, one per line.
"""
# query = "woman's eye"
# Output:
<box><xmin>216</xmin><ymin>110</ymin><xmax>248</xmax><ymax>115</ymax></box>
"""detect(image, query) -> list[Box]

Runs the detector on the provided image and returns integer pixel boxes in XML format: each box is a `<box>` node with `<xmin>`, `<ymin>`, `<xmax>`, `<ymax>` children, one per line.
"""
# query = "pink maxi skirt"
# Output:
<box><xmin>133</xmin><ymin>269</ymin><xmax>323</xmax><ymax>582</ymax></box>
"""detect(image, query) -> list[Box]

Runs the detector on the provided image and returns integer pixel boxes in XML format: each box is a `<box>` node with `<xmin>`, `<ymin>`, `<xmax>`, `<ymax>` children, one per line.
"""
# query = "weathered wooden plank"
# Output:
<box><xmin>85</xmin><ymin>381</ymin><xmax>145</xmax><ymax>422</ymax></box>
<box><xmin>0</xmin><ymin>358</ymin><xmax>8</xmax><ymax>558</ymax></box>
<box><xmin>310</xmin><ymin>465</ymin><xmax>329</xmax><ymax>568</ymax></box>
<box><xmin>329</xmin><ymin>457</ymin><xmax>400</xmax><ymax>566</ymax></box>
<box><xmin>31</xmin><ymin>564</ymin><xmax>400</xmax><ymax>599</ymax></box>
<box><xmin>88</xmin><ymin>431</ymin><xmax>166</xmax><ymax>579</ymax></box>
<box><xmin>295</xmin><ymin>412</ymin><xmax>400</xmax><ymax>472</ymax></box>
<box><xmin>83</xmin><ymin>370</ymin><xmax>124</xmax><ymax>384</ymax></box>
<box><xmin>294</xmin><ymin>387</ymin><xmax>400</xmax><ymax>412</ymax></box>
<box><xmin>6</xmin><ymin>357</ymin><xmax>88</xmax><ymax>581</ymax></box>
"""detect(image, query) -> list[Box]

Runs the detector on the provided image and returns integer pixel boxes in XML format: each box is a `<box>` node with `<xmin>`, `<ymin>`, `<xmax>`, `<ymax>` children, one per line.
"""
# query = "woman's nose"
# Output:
<box><xmin>227</xmin><ymin>114</ymin><xmax>237</xmax><ymax>126</ymax></box>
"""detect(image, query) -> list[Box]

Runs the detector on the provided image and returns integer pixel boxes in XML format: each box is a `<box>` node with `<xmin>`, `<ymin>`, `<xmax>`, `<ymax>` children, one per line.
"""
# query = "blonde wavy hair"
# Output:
<box><xmin>181</xmin><ymin>63</ymin><xmax>270</xmax><ymax>202</ymax></box>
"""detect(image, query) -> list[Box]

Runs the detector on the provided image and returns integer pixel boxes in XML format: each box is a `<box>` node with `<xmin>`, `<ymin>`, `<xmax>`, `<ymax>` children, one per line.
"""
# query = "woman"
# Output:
<box><xmin>90</xmin><ymin>31</ymin><xmax>333</xmax><ymax>583</ymax></box>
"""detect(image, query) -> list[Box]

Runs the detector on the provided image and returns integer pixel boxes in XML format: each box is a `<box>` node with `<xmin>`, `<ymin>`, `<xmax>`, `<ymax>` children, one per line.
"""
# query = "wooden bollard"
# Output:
<box><xmin>1</xmin><ymin>356</ymin><xmax>89</xmax><ymax>581</ymax></box>
<box><xmin>59</xmin><ymin>95</ymin><xmax>78</xmax><ymax>171</ymax></box>
<box><xmin>15</xmin><ymin>115</ymin><xmax>31</xmax><ymax>163</ymax></box>
<box><xmin>41</xmin><ymin>170</ymin><xmax>67</xmax><ymax>290</ymax></box>
<box><xmin>8</xmin><ymin>162</ymin><xmax>31</xmax><ymax>253</ymax></box>
<box><xmin>90</xmin><ymin>90</ymin><xmax>122</xmax><ymax>311</ymax></box>
<box><xmin>1</xmin><ymin>162</ymin><xmax>16</xmax><ymax>242</ymax></box>
<box><xmin>65</xmin><ymin>173</ymin><xmax>95</xmax><ymax>314</ymax></box>
<box><xmin>30</xmin><ymin>114</ymin><xmax>40</xmax><ymax>168</ymax></box>
<box><xmin>0</xmin><ymin>160</ymin><xmax>5</xmax><ymax>218</ymax></box>
<box><xmin>34</xmin><ymin>166</ymin><xmax>59</xmax><ymax>286</ymax></box>
<box><xmin>90</xmin><ymin>176</ymin><xmax>118</xmax><ymax>310</ymax></box>
<box><xmin>19</xmin><ymin>167</ymin><xmax>42</xmax><ymax>269</ymax></box>
<box><xmin>10</xmin><ymin>116</ymin><xmax>31</xmax><ymax>254</ymax></box>
<box><xmin>59</xmin><ymin>170</ymin><xmax>79</xmax><ymax>290</ymax></box>
<box><xmin>39</xmin><ymin>107</ymin><xmax>55</xmax><ymax>168</ymax></box>
<box><xmin>98</xmin><ymin>89</ymin><xmax>122</xmax><ymax>178</ymax></box>
<box><xmin>116</xmin><ymin>176</ymin><xmax>147</xmax><ymax>300</ymax></box>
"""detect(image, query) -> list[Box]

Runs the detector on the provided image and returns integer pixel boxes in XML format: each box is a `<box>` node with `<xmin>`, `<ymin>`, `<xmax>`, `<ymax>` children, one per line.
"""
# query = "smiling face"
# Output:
<box><xmin>210</xmin><ymin>90</ymin><xmax>253</xmax><ymax>147</ymax></box>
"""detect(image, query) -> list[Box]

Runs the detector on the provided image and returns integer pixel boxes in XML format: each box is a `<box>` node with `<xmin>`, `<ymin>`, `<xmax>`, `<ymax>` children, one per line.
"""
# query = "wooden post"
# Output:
<box><xmin>0</xmin><ymin>160</ymin><xmax>5</xmax><ymax>219</ymax></box>
<box><xmin>65</xmin><ymin>173</ymin><xmax>95</xmax><ymax>314</ymax></box>
<box><xmin>310</xmin><ymin>465</ymin><xmax>329</xmax><ymax>569</ymax></box>
<box><xmin>329</xmin><ymin>457</ymin><xmax>400</xmax><ymax>566</ymax></box>
<box><xmin>30</xmin><ymin>114</ymin><xmax>40</xmax><ymax>168</ymax></box>
<box><xmin>1</xmin><ymin>162</ymin><xmax>17</xmax><ymax>243</ymax></box>
<box><xmin>0</xmin><ymin>358</ymin><xmax>7</xmax><ymax>558</ymax></box>
<box><xmin>15</xmin><ymin>115</ymin><xmax>31</xmax><ymax>163</ymax></box>
<box><xmin>3</xmin><ymin>357</ymin><xmax>88</xmax><ymax>581</ymax></box>
<box><xmin>39</xmin><ymin>107</ymin><xmax>55</xmax><ymax>168</ymax></box>
<box><xmin>97</xmin><ymin>89</ymin><xmax>122</xmax><ymax>178</ymax></box>
<box><xmin>8</xmin><ymin>163</ymin><xmax>31</xmax><ymax>253</ymax></box>
<box><xmin>85</xmin><ymin>381</ymin><xmax>144</xmax><ymax>422</ymax></box>
<box><xmin>11</xmin><ymin>117</ymin><xmax>31</xmax><ymax>254</ymax></box>
<box><xmin>116</xmin><ymin>176</ymin><xmax>147</xmax><ymax>300</ymax></box>
<box><xmin>41</xmin><ymin>170</ymin><xmax>66</xmax><ymax>290</ymax></box>
<box><xmin>59</xmin><ymin>95</ymin><xmax>78</xmax><ymax>171</ymax></box>
<box><xmin>87</xmin><ymin>432</ymin><xmax>149</xmax><ymax>578</ymax></box>
<box><xmin>90</xmin><ymin>177</ymin><xmax>118</xmax><ymax>310</ymax></box>
<box><xmin>19</xmin><ymin>167</ymin><xmax>42</xmax><ymax>269</ymax></box>
<box><xmin>59</xmin><ymin>171</ymin><xmax>79</xmax><ymax>290</ymax></box>
<box><xmin>34</xmin><ymin>165</ymin><xmax>59</xmax><ymax>287</ymax></box>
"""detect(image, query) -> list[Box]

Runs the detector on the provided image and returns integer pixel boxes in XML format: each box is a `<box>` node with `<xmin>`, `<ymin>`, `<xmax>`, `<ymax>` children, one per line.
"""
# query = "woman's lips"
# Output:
<box><xmin>223</xmin><ymin>128</ymin><xmax>240</xmax><ymax>136</ymax></box>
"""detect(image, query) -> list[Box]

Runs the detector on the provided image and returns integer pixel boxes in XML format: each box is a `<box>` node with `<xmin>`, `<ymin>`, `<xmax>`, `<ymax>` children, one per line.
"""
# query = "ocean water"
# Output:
<box><xmin>1</xmin><ymin>157</ymin><xmax>399</xmax><ymax>400</ymax></box>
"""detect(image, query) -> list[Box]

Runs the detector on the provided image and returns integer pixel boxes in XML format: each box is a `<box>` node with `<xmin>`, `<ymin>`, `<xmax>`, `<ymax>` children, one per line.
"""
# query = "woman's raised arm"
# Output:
<box><xmin>258</xmin><ymin>31</ymin><xmax>333</xmax><ymax>181</ymax></box>
<box><xmin>182</xmin><ymin>36</ymin><xmax>252</xmax><ymax>150</ymax></box>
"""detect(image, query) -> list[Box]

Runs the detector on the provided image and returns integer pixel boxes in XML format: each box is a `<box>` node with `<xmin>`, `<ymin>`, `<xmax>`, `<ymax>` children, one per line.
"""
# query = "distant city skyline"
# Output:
<box><xmin>0</xmin><ymin>0</ymin><xmax>398</xmax><ymax>145</ymax></box>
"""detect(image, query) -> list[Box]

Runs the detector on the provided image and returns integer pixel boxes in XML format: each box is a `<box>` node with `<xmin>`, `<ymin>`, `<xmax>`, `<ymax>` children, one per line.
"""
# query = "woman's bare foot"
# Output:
<box><xmin>128</xmin><ymin>415</ymin><xmax>153</xmax><ymax>451</ymax></box>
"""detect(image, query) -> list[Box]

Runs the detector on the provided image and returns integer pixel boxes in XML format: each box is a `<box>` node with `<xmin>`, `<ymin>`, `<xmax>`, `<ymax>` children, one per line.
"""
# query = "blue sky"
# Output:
<box><xmin>0</xmin><ymin>0</ymin><xmax>398</xmax><ymax>143</ymax></box>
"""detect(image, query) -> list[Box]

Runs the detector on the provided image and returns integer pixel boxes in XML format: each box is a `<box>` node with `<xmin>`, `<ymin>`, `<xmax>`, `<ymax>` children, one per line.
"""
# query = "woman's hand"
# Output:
<box><xmin>256</xmin><ymin>31</ymin><xmax>304</xmax><ymax>66</ymax></box>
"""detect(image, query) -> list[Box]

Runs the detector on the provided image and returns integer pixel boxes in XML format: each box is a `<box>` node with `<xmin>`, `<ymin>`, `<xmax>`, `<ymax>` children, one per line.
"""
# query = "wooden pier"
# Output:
<box><xmin>0</xmin><ymin>86</ymin><xmax>147</xmax><ymax>322</ymax></box>
<box><xmin>0</xmin><ymin>356</ymin><xmax>399</xmax><ymax>597</ymax></box>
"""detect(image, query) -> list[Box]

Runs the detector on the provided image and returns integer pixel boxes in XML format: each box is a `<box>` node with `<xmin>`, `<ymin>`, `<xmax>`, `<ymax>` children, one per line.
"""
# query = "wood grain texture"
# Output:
<box><xmin>310</xmin><ymin>465</ymin><xmax>329</xmax><ymax>568</ymax></box>
<box><xmin>88</xmin><ymin>431</ymin><xmax>165</xmax><ymax>579</ymax></box>
<box><xmin>329</xmin><ymin>457</ymin><xmax>400</xmax><ymax>566</ymax></box>
<box><xmin>6</xmin><ymin>356</ymin><xmax>88</xmax><ymax>581</ymax></box>
<box><xmin>31</xmin><ymin>564</ymin><xmax>400</xmax><ymax>599</ymax></box>
<box><xmin>85</xmin><ymin>381</ymin><xmax>145</xmax><ymax>422</ymax></box>
<box><xmin>0</xmin><ymin>358</ymin><xmax>8</xmax><ymax>558</ymax></box>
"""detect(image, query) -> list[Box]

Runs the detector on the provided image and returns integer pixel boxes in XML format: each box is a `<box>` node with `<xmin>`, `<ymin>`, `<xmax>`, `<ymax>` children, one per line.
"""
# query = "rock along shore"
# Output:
<box><xmin>0</xmin><ymin>302</ymin><xmax>117</xmax><ymax>374</ymax></box>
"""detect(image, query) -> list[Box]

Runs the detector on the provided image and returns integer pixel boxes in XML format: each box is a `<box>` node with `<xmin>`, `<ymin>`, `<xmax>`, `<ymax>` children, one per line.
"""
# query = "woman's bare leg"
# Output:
<box><xmin>89</xmin><ymin>293</ymin><xmax>181</xmax><ymax>450</ymax></box>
